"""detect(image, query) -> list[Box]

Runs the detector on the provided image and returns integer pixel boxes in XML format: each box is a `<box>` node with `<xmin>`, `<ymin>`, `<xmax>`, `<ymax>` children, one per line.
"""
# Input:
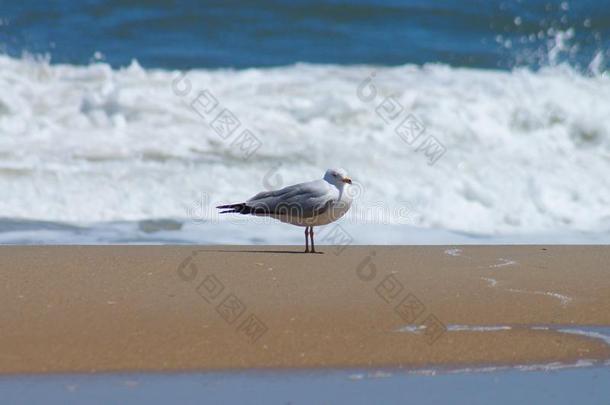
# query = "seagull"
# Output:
<box><xmin>217</xmin><ymin>168</ymin><xmax>353</xmax><ymax>253</ymax></box>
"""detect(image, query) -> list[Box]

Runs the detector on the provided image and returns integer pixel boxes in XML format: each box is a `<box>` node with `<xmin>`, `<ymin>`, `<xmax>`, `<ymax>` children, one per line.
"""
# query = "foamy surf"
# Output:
<box><xmin>1</xmin><ymin>54</ymin><xmax>609</xmax><ymax>238</ymax></box>
<box><xmin>398</xmin><ymin>324</ymin><xmax>610</xmax><ymax>372</ymax></box>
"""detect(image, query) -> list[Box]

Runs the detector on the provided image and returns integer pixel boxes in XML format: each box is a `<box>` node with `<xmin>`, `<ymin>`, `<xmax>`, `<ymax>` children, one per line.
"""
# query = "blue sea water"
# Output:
<box><xmin>1</xmin><ymin>0</ymin><xmax>608</xmax><ymax>70</ymax></box>
<box><xmin>2</xmin><ymin>365</ymin><xmax>610</xmax><ymax>405</ymax></box>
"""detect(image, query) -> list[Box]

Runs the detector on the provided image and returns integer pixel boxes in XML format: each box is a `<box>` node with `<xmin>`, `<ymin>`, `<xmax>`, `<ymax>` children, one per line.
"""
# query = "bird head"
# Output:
<box><xmin>324</xmin><ymin>168</ymin><xmax>352</xmax><ymax>187</ymax></box>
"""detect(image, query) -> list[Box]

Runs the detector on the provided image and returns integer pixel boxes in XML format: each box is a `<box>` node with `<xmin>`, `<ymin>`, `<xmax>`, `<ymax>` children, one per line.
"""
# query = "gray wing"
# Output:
<box><xmin>245</xmin><ymin>179</ymin><xmax>335</xmax><ymax>218</ymax></box>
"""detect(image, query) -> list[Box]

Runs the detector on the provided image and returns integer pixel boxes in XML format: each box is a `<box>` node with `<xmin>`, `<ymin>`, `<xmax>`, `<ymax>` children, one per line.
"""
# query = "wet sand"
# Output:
<box><xmin>1</xmin><ymin>245</ymin><xmax>609</xmax><ymax>374</ymax></box>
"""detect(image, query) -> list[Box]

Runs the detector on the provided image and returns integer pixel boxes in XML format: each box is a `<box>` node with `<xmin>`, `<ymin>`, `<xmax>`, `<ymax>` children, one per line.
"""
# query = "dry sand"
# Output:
<box><xmin>1</xmin><ymin>245</ymin><xmax>609</xmax><ymax>374</ymax></box>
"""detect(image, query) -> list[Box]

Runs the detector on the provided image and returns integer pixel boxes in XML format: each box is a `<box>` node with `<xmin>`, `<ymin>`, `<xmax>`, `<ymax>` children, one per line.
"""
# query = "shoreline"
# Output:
<box><xmin>1</xmin><ymin>245</ymin><xmax>609</xmax><ymax>375</ymax></box>
<box><xmin>2</xmin><ymin>219</ymin><xmax>610</xmax><ymax>246</ymax></box>
<box><xmin>2</xmin><ymin>359</ymin><xmax>610</xmax><ymax>379</ymax></box>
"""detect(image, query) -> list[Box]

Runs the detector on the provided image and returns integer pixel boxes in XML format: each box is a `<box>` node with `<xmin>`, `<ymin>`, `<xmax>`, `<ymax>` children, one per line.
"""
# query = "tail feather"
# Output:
<box><xmin>216</xmin><ymin>203</ymin><xmax>250</xmax><ymax>214</ymax></box>
<box><xmin>216</xmin><ymin>203</ymin><xmax>241</xmax><ymax>209</ymax></box>
<box><xmin>216</xmin><ymin>202</ymin><xmax>272</xmax><ymax>215</ymax></box>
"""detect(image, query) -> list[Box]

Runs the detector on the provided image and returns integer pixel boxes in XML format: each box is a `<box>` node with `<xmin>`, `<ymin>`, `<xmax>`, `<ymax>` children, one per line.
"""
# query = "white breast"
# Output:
<box><xmin>308</xmin><ymin>197</ymin><xmax>352</xmax><ymax>226</ymax></box>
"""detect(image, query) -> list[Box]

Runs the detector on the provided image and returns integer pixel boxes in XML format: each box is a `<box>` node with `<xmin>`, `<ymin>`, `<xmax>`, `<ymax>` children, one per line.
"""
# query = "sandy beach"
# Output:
<box><xmin>1</xmin><ymin>245</ymin><xmax>609</xmax><ymax>375</ymax></box>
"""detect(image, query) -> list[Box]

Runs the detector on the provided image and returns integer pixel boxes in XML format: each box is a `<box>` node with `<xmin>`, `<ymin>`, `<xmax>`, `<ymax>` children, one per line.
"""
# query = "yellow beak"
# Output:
<box><xmin>342</xmin><ymin>177</ymin><xmax>352</xmax><ymax>184</ymax></box>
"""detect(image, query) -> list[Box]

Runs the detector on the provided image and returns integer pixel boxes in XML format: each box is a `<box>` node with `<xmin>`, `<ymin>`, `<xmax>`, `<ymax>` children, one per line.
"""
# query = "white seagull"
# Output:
<box><xmin>217</xmin><ymin>168</ymin><xmax>353</xmax><ymax>253</ymax></box>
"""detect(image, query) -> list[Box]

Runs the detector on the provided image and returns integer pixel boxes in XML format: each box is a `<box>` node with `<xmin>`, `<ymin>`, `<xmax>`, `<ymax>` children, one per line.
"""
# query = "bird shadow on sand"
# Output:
<box><xmin>202</xmin><ymin>249</ymin><xmax>324</xmax><ymax>255</ymax></box>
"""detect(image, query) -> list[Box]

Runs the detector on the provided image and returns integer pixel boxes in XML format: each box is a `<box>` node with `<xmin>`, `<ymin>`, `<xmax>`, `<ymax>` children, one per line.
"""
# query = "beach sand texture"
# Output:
<box><xmin>1</xmin><ymin>246</ymin><xmax>609</xmax><ymax>374</ymax></box>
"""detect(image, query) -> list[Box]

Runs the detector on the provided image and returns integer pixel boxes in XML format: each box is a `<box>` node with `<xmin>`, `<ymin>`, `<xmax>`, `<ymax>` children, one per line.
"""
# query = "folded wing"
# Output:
<box><xmin>217</xmin><ymin>180</ymin><xmax>334</xmax><ymax>218</ymax></box>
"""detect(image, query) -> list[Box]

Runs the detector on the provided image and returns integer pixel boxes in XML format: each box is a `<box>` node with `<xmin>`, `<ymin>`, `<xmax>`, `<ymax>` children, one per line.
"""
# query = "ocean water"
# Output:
<box><xmin>1</xmin><ymin>0</ymin><xmax>609</xmax><ymax>244</ymax></box>
<box><xmin>2</xmin><ymin>364</ymin><xmax>610</xmax><ymax>405</ymax></box>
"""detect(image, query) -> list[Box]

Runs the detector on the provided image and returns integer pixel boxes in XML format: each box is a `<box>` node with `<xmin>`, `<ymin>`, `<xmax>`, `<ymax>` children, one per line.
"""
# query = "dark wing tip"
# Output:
<box><xmin>216</xmin><ymin>203</ymin><xmax>251</xmax><ymax>214</ymax></box>
<box><xmin>216</xmin><ymin>203</ymin><xmax>243</xmax><ymax>209</ymax></box>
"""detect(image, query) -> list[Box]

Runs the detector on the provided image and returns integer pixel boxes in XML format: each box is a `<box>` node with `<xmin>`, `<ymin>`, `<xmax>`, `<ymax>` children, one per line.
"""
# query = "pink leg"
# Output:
<box><xmin>310</xmin><ymin>227</ymin><xmax>316</xmax><ymax>253</ymax></box>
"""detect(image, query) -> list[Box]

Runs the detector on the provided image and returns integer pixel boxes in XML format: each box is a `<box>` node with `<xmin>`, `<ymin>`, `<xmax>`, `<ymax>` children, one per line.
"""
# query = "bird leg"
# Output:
<box><xmin>310</xmin><ymin>227</ymin><xmax>316</xmax><ymax>253</ymax></box>
<box><xmin>304</xmin><ymin>226</ymin><xmax>310</xmax><ymax>253</ymax></box>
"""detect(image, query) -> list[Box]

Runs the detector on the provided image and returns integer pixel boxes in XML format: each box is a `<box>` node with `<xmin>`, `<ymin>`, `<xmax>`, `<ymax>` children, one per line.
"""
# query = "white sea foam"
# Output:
<box><xmin>399</xmin><ymin>324</ymin><xmax>610</xmax><ymax>347</ymax></box>
<box><xmin>446</xmin><ymin>325</ymin><xmax>512</xmax><ymax>332</ymax></box>
<box><xmin>444</xmin><ymin>248</ymin><xmax>462</xmax><ymax>256</ymax></box>
<box><xmin>348</xmin><ymin>371</ymin><xmax>393</xmax><ymax>381</ymax></box>
<box><xmin>506</xmin><ymin>288</ymin><xmax>573</xmax><ymax>306</ymax></box>
<box><xmin>489</xmin><ymin>258</ymin><xmax>517</xmax><ymax>268</ymax></box>
<box><xmin>480</xmin><ymin>277</ymin><xmax>499</xmax><ymax>287</ymax></box>
<box><xmin>557</xmin><ymin>328</ymin><xmax>610</xmax><ymax>346</ymax></box>
<box><xmin>403</xmin><ymin>359</ymin><xmax>603</xmax><ymax>377</ymax></box>
<box><xmin>1</xmin><ymin>55</ymin><xmax>609</xmax><ymax>237</ymax></box>
<box><xmin>397</xmin><ymin>324</ymin><xmax>513</xmax><ymax>333</ymax></box>
<box><xmin>398</xmin><ymin>324</ymin><xmax>610</xmax><ymax>373</ymax></box>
